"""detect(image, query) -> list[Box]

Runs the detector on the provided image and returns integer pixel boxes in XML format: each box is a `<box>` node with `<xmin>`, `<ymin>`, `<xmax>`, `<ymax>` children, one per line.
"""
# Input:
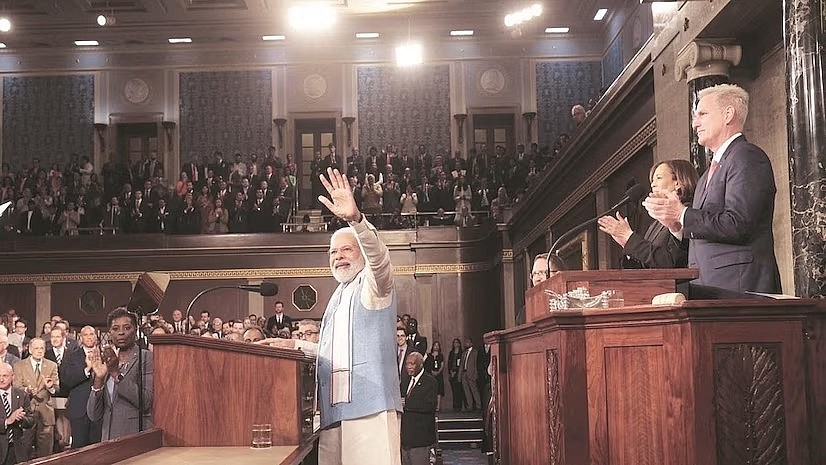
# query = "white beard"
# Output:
<box><xmin>332</xmin><ymin>257</ymin><xmax>365</xmax><ymax>284</ymax></box>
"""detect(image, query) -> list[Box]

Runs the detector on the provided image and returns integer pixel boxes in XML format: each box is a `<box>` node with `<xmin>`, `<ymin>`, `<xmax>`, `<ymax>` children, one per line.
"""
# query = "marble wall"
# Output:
<box><xmin>356</xmin><ymin>64</ymin><xmax>451</xmax><ymax>154</ymax></box>
<box><xmin>179</xmin><ymin>70</ymin><xmax>273</xmax><ymax>161</ymax></box>
<box><xmin>535</xmin><ymin>61</ymin><xmax>603</xmax><ymax>149</ymax></box>
<box><xmin>2</xmin><ymin>75</ymin><xmax>94</xmax><ymax>170</ymax></box>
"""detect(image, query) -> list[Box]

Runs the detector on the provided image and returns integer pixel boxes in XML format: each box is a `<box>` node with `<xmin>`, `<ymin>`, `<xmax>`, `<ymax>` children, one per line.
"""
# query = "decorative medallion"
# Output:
<box><xmin>124</xmin><ymin>78</ymin><xmax>150</xmax><ymax>104</ymax></box>
<box><xmin>479</xmin><ymin>68</ymin><xmax>506</xmax><ymax>95</ymax></box>
<box><xmin>303</xmin><ymin>74</ymin><xmax>328</xmax><ymax>99</ymax></box>
<box><xmin>80</xmin><ymin>290</ymin><xmax>105</xmax><ymax>316</ymax></box>
<box><xmin>293</xmin><ymin>284</ymin><xmax>318</xmax><ymax>312</ymax></box>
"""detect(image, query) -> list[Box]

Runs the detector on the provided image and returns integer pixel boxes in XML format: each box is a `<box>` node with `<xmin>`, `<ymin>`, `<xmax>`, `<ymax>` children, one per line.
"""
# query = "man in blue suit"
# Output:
<box><xmin>644</xmin><ymin>83</ymin><xmax>780</xmax><ymax>294</ymax></box>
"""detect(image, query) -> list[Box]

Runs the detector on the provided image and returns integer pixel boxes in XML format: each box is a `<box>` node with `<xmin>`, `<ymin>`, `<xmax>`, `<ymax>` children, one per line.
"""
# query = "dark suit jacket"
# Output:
<box><xmin>45</xmin><ymin>346</ymin><xmax>71</xmax><ymax>397</ymax></box>
<box><xmin>623</xmin><ymin>220</ymin><xmax>688</xmax><ymax>269</ymax></box>
<box><xmin>398</xmin><ymin>345</ymin><xmax>416</xmax><ymax>397</ymax></box>
<box><xmin>401</xmin><ymin>372</ymin><xmax>437</xmax><ymax>449</ymax></box>
<box><xmin>683</xmin><ymin>136</ymin><xmax>780</xmax><ymax>293</ymax></box>
<box><xmin>408</xmin><ymin>334</ymin><xmax>428</xmax><ymax>355</ymax></box>
<box><xmin>264</xmin><ymin>314</ymin><xmax>293</xmax><ymax>336</ymax></box>
<box><xmin>60</xmin><ymin>347</ymin><xmax>96</xmax><ymax>420</ymax></box>
<box><xmin>0</xmin><ymin>387</ymin><xmax>35</xmax><ymax>462</ymax></box>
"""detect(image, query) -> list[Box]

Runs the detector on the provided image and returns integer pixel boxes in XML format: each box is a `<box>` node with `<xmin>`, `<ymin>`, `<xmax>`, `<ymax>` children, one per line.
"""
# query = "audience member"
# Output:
<box><xmin>423</xmin><ymin>341</ymin><xmax>444</xmax><ymax>411</ymax></box>
<box><xmin>400</xmin><ymin>352</ymin><xmax>437</xmax><ymax>465</ymax></box>
<box><xmin>0</xmin><ymin>362</ymin><xmax>35</xmax><ymax>465</ymax></box>
<box><xmin>13</xmin><ymin>338</ymin><xmax>58</xmax><ymax>459</ymax></box>
<box><xmin>264</xmin><ymin>301</ymin><xmax>292</xmax><ymax>337</ymax></box>
<box><xmin>447</xmin><ymin>338</ymin><xmax>465</xmax><ymax>411</ymax></box>
<box><xmin>87</xmin><ymin>307</ymin><xmax>153</xmax><ymax>441</ymax></box>
<box><xmin>460</xmin><ymin>337</ymin><xmax>480</xmax><ymax>412</ymax></box>
<box><xmin>59</xmin><ymin>326</ymin><xmax>101</xmax><ymax>449</ymax></box>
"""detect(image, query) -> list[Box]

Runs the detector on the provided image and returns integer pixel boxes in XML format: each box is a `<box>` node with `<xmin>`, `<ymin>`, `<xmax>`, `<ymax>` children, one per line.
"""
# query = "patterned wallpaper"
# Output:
<box><xmin>602</xmin><ymin>36</ymin><xmax>624</xmax><ymax>88</ymax></box>
<box><xmin>535</xmin><ymin>61</ymin><xmax>602</xmax><ymax>149</ymax></box>
<box><xmin>179</xmin><ymin>70</ymin><xmax>273</xmax><ymax>161</ymax></box>
<box><xmin>357</xmin><ymin>65</ymin><xmax>451</xmax><ymax>154</ymax></box>
<box><xmin>2</xmin><ymin>75</ymin><xmax>95</xmax><ymax>170</ymax></box>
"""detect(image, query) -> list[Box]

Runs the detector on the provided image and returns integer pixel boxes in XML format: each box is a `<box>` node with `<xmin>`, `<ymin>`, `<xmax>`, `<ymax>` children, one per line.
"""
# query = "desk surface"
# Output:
<box><xmin>113</xmin><ymin>446</ymin><xmax>300</xmax><ymax>465</ymax></box>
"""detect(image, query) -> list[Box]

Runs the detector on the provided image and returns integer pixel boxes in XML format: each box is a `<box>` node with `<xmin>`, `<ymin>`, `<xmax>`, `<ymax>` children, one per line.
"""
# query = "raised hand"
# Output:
<box><xmin>318</xmin><ymin>167</ymin><xmax>360</xmax><ymax>222</ymax></box>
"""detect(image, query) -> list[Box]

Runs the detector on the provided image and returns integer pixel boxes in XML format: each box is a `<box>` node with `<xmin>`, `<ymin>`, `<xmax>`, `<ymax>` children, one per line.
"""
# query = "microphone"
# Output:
<box><xmin>546</xmin><ymin>184</ymin><xmax>647</xmax><ymax>264</ymax></box>
<box><xmin>237</xmin><ymin>282</ymin><xmax>279</xmax><ymax>296</ymax></box>
<box><xmin>184</xmin><ymin>281</ymin><xmax>279</xmax><ymax>325</ymax></box>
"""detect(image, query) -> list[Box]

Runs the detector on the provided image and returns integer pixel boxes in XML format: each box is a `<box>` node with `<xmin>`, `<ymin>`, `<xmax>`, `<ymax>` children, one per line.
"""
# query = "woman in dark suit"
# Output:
<box><xmin>424</xmin><ymin>341</ymin><xmax>445</xmax><ymax>411</ymax></box>
<box><xmin>598</xmin><ymin>159</ymin><xmax>698</xmax><ymax>268</ymax></box>
<box><xmin>447</xmin><ymin>338</ymin><xmax>465</xmax><ymax>411</ymax></box>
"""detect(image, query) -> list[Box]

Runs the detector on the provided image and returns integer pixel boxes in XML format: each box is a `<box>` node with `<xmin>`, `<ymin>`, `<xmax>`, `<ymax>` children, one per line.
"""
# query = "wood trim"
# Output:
<box><xmin>21</xmin><ymin>428</ymin><xmax>163</xmax><ymax>465</ymax></box>
<box><xmin>149</xmin><ymin>334</ymin><xmax>314</xmax><ymax>362</ymax></box>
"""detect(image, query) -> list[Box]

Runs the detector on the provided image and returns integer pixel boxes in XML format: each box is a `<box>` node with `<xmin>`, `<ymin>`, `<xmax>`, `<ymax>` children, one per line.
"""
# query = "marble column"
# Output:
<box><xmin>784</xmin><ymin>0</ymin><xmax>826</xmax><ymax>298</ymax></box>
<box><xmin>674</xmin><ymin>41</ymin><xmax>742</xmax><ymax>174</ymax></box>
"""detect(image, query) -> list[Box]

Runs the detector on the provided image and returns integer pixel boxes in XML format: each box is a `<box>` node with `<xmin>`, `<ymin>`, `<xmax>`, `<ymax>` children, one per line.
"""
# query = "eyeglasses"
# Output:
<box><xmin>531</xmin><ymin>271</ymin><xmax>548</xmax><ymax>278</ymax></box>
<box><xmin>298</xmin><ymin>330</ymin><xmax>319</xmax><ymax>339</ymax></box>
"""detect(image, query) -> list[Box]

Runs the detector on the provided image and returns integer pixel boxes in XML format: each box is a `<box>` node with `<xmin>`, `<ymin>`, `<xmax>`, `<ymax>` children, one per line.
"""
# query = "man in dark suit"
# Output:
<box><xmin>400</xmin><ymin>352</ymin><xmax>437</xmax><ymax>465</ymax></box>
<box><xmin>59</xmin><ymin>326</ymin><xmax>101</xmax><ymax>449</ymax></box>
<box><xmin>0</xmin><ymin>362</ymin><xmax>35</xmax><ymax>465</ymax></box>
<box><xmin>396</xmin><ymin>328</ymin><xmax>415</xmax><ymax>398</ymax></box>
<box><xmin>460</xmin><ymin>338</ymin><xmax>480</xmax><ymax>411</ymax></box>
<box><xmin>264</xmin><ymin>301</ymin><xmax>292</xmax><ymax>337</ymax></box>
<box><xmin>406</xmin><ymin>319</ymin><xmax>427</xmax><ymax>355</ymax></box>
<box><xmin>169</xmin><ymin>309</ymin><xmax>189</xmax><ymax>334</ymax></box>
<box><xmin>644</xmin><ymin>84</ymin><xmax>780</xmax><ymax>294</ymax></box>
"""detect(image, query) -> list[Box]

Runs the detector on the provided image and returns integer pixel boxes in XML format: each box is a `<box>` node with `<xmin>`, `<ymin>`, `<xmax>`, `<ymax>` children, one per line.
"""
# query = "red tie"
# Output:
<box><xmin>706</xmin><ymin>160</ymin><xmax>720</xmax><ymax>188</ymax></box>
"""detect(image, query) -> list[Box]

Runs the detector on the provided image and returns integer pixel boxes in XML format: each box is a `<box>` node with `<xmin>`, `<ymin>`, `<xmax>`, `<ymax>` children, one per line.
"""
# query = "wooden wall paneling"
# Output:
<box><xmin>507</xmin><ymin>352</ymin><xmax>548</xmax><ymax>465</ymax></box>
<box><xmin>50</xmin><ymin>281</ymin><xmax>132</xmax><ymax>326</ymax></box>
<box><xmin>692</xmin><ymin>320</ymin><xmax>809</xmax><ymax>465</ymax></box>
<box><xmin>663</xmin><ymin>322</ymin><xmax>693</xmax><ymax>465</ymax></box>
<box><xmin>805</xmin><ymin>315</ymin><xmax>826</xmax><ymax>465</ymax></box>
<box><xmin>0</xmin><ymin>283</ymin><xmax>35</xmax><ymax>330</ymax></box>
<box><xmin>557</xmin><ymin>329</ymin><xmax>589</xmax><ymax>465</ymax></box>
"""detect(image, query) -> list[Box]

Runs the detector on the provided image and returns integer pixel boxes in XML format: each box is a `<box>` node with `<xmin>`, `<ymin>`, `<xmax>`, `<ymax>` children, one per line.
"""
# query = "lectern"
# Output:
<box><xmin>487</xmin><ymin>272</ymin><xmax>826</xmax><ymax>465</ymax></box>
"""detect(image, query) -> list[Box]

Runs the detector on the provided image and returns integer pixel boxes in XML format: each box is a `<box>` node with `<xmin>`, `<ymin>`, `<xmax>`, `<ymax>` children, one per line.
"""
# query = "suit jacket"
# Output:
<box><xmin>13</xmin><ymin>357</ymin><xmax>59</xmax><ymax>426</ymax></box>
<box><xmin>45</xmin><ymin>346</ymin><xmax>71</xmax><ymax>397</ymax></box>
<box><xmin>0</xmin><ymin>387</ymin><xmax>35</xmax><ymax>462</ymax></box>
<box><xmin>683</xmin><ymin>136</ymin><xmax>780</xmax><ymax>293</ymax></box>
<box><xmin>408</xmin><ymin>334</ymin><xmax>428</xmax><ymax>355</ymax></box>
<box><xmin>401</xmin><ymin>372</ymin><xmax>437</xmax><ymax>449</ymax></box>
<box><xmin>461</xmin><ymin>346</ymin><xmax>479</xmax><ymax>382</ymax></box>
<box><xmin>60</xmin><ymin>346</ymin><xmax>96</xmax><ymax>420</ymax></box>
<box><xmin>265</xmin><ymin>314</ymin><xmax>293</xmax><ymax>336</ymax></box>
<box><xmin>623</xmin><ymin>220</ymin><xmax>689</xmax><ymax>269</ymax></box>
<box><xmin>1</xmin><ymin>352</ymin><xmax>20</xmax><ymax>367</ymax></box>
<box><xmin>87</xmin><ymin>346</ymin><xmax>153</xmax><ymax>441</ymax></box>
<box><xmin>398</xmin><ymin>345</ymin><xmax>416</xmax><ymax>397</ymax></box>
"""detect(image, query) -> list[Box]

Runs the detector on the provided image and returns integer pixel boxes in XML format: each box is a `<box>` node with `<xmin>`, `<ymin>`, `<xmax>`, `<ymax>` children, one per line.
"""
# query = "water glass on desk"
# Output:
<box><xmin>251</xmin><ymin>423</ymin><xmax>272</xmax><ymax>449</ymax></box>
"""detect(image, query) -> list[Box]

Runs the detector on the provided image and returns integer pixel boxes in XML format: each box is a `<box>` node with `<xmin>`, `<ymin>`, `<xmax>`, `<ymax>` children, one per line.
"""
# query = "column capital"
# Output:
<box><xmin>675</xmin><ymin>41</ymin><xmax>742</xmax><ymax>82</ymax></box>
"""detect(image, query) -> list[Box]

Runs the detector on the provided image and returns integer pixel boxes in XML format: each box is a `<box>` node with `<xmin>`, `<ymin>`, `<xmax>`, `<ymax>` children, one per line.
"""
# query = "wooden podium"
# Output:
<box><xmin>23</xmin><ymin>336</ymin><xmax>317</xmax><ymax>465</ymax></box>
<box><xmin>525</xmin><ymin>268</ymin><xmax>698</xmax><ymax>324</ymax></box>
<box><xmin>486</xmin><ymin>273</ymin><xmax>826</xmax><ymax>465</ymax></box>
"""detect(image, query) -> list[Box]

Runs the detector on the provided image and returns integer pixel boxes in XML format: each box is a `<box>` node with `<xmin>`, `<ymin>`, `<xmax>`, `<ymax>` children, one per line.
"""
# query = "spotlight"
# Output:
<box><xmin>0</xmin><ymin>17</ymin><xmax>11</xmax><ymax>33</ymax></box>
<box><xmin>395</xmin><ymin>42</ymin><xmax>423</xmax><ymax>67</ymax></box>
<box><xmin>97</xmin><ymin>14</ymin><xmax>116</xmax><ymax>26</ymax></box>
<box><xmin>288</xmin><ymin>3</ymin><xmax>336</xmax><ymax>31</ymax></box>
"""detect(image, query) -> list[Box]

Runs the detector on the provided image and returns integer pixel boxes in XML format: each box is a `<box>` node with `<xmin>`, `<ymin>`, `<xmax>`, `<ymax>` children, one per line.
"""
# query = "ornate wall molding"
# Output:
<box><xmin>713</xmin><ymin>343</ymin><xmax>786</xmax><ymax>465</ymax></box>
<box><xmin>0</xmin><ymin>260</ymin><xmax>496</xmax><ymax>284</ymax></box>
<box><xmin>514</xmin><ymin>117</ymin><xmax>656</xmax><ymax>252</ymax></box>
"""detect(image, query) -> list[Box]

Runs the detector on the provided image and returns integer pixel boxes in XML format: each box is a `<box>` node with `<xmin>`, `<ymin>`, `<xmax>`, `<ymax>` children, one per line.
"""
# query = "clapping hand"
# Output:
<box><xmin>597</xmin><ymin>212</ymin><xmax>633</xmax><ymax>247</ymax></box>
<box><xmin>4</xmin><ymin>407</ymin><xmax>25</xmax><ymax>426</ymax></box>
<box><xmin>318</xmin><ymin>168</ymin><xmax>361</xmax><ymax>223</ymax></box>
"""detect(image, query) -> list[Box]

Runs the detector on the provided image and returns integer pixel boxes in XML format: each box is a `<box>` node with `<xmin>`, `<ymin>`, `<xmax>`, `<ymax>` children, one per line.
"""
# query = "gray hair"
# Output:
<box><xmin>698</xmin><ymin>84</ymin><xmax>749</xmax><ymax>126</ymax></box>
<box><xmin>298</xmin><ymin>319</ymin><xmax>320</xmax><ymax>331</ymax></box>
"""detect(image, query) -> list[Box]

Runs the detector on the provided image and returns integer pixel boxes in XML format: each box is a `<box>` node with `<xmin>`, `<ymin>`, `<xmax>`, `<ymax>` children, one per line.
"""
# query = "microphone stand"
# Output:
<box><xmin>546</xmin><ymin>195</ymin><xmax>641</xmax><ymax>270</ymax></box>
<box><xmin>184</xmin><ymin>286</ymin><xmax>251</xmax><ymax>327</ymax></box>
<box><xmin>128</xmin><ymin>304</ymin><xmax>156</xmax><ymax>434</ymax></box>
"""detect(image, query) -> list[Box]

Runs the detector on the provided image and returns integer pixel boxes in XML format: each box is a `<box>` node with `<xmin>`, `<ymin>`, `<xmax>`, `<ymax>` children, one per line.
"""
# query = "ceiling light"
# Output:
<box><xmin>288</xmin><ymin>4</ymin><xmax>336</xmax><ymax>31</ymax></box>
<box><xmin>450</xmin><ymin>30</ymin><xmax>474</xmax><ymax>36</ymax></box>
<box><xmin>262</xmin><ymin>35</ymin><xmax>286</xmax><ymax>41</ymax></box>
<box><xmin>545</xmin><ymin>27</ymin><xmax>569</xmax><ymax>33</ymax></box>
<box><xmin>0</xmin><ymin>43</ymin><xmax>6</xmax><ymax>49</ymax></box>
<box><xmin>97</xmin><ymin>14</ymin><xmax>116</xmax><ymax>27</ymax></box>
<box><xmin>594</xmin><ymin>8</ymin><xmax>608</xmax><ymax>21</ymax></box>
<box><xmin>504</xmin><ymin>4</ymin><xmax>543</xmax><ymax>28</ymax></box>
<box><xmin>74</xmin><ymin>40</ymin><xmax>99</xmax><ymax>46</ymax></box>
<box><xmin>0</xmin><ymin>17</ymin><xmax>11</xmax><ymax>33</ymax></box>
<box><xmin>168</xmin><ymin>37</ymin><xmax>192</xmax><ymax>44</ymax></box>
<box><xmin>355</xmin><ymin>32</ymin><xmax>380</xmax><ymax>39</ymax></box>
<box><xmin>395</xmin><ymin>42</ymin><xmax>423</xmax><ymax>67</ymax></box>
